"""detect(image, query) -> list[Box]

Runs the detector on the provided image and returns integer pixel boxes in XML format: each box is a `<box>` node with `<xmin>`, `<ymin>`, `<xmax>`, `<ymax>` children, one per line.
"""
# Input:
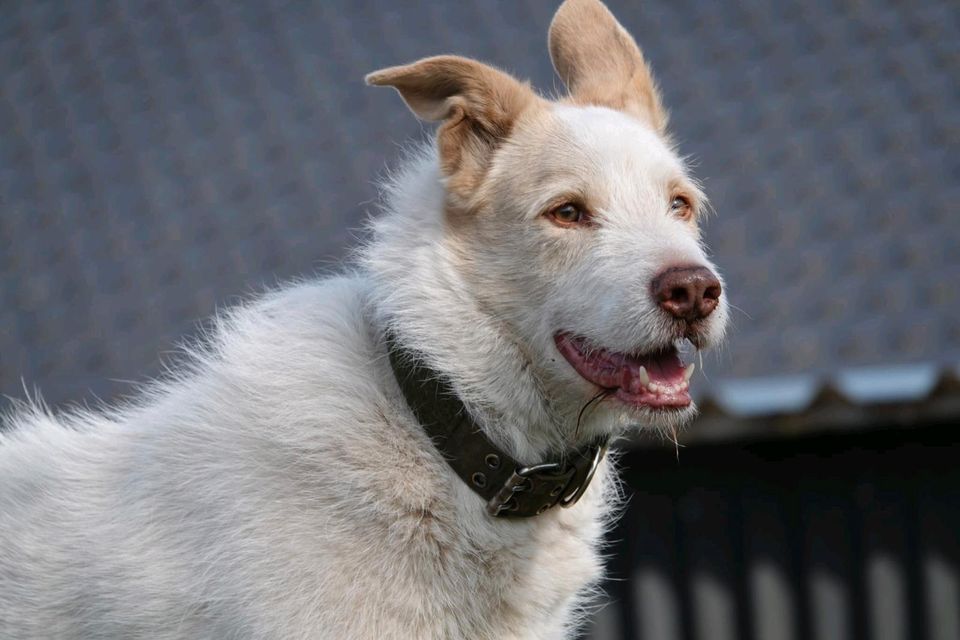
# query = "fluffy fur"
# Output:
<box><xmin>0</xmin><ymin>1</ymin><xmax>728</xmax><ymax>638</ymax></box>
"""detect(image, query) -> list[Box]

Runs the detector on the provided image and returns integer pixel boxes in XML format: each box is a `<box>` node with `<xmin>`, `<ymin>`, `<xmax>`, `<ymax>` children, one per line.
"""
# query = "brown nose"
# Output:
<box><xmin>652</xmin><ymin>266</ymin><xmax>722</xmax><ymax>321</ymax></box>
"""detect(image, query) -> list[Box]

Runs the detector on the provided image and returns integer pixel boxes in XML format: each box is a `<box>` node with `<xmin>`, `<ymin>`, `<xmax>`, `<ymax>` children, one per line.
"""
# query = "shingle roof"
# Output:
<box><xmin>2</xmin><ymin>0</ymin><xmax>958</xmax><ymax>423</ymax></box>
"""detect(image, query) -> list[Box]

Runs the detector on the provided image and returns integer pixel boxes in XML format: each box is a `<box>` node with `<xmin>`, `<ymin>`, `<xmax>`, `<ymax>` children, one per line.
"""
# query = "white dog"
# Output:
<box><xmin>0</xmin><ymin>1</ymin><xmax>728</xmax><ymax>638</ymax></box>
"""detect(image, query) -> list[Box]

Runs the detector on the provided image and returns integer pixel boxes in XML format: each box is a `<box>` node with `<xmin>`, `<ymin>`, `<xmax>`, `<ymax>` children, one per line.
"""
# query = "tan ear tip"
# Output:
<box><xmin>366</xmin><ymin>66</ymin><xmax>406</xmax><ymax>86</ymax></box>
<box><xmin>552</xmin><ymin>0</ymin><xmax>613</xmax><ymax>26</ymax></box>
<box><xmin>364</xmin><ymin>71</ymin><xmax>386</xmax><ymax>86</ymax></box>
<box><xmin>554</xmin><ymin>0</ymin><xmax>602</xmax><ymax>14</ymax></box>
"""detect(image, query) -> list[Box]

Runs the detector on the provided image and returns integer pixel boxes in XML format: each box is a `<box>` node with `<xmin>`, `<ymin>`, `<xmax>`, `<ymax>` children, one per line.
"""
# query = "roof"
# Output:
<box><xmin>2</xmin><ymin>0</ymin><xmax>958</xmax><ymax>431</ymax></box>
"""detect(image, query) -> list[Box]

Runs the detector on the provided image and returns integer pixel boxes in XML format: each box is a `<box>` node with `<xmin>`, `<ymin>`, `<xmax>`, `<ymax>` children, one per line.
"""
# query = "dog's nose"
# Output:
<box><xmin>652</xmin><ymin>266</ymin><xmax>722</xmax><ymax>321</ymax></box>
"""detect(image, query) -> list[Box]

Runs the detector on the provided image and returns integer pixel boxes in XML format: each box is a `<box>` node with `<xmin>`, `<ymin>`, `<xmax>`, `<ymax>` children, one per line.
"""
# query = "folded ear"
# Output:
<box><xmin>548</xmin><ymin>0</ymin><xmax>667</xmax><ymax>132</ymax></box>
<box><xmin>366</xmin><ymin>56</ymin><xmax>539</xmax><ymax>204</ymax></box>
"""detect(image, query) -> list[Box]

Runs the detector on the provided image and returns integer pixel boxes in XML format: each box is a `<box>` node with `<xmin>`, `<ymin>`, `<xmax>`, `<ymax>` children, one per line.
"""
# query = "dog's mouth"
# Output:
<box><xmin>554</xmin><ymin>333</ymin><xmax>695</xmax><ymax>410</ymax></box>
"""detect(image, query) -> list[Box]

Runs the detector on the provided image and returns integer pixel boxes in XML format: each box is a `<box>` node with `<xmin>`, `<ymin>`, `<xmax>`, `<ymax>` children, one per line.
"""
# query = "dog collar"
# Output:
<box><xmin>385</xmin><ymin>331</ymin><xmax>608</xmax><ymax>518</ymax></box>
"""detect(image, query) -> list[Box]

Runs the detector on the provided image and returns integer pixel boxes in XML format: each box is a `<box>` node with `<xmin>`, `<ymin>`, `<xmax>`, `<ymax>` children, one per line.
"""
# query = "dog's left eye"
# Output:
<box><xmin>670</xmin><ymin>195</ymin><xmax>693</xmax><ymax>219</ymax></box>
<box><xmin>546</xmin><ymin>203</ymin><xmax>589</xmax><ymax>227</ymax></box>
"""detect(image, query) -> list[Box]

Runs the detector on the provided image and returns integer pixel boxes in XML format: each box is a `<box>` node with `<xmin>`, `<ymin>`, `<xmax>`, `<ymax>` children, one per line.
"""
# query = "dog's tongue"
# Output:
<box><xmin>555</xmin><ymin>334</ymin><xmax>692</xmax><ymax>408</ymax></box>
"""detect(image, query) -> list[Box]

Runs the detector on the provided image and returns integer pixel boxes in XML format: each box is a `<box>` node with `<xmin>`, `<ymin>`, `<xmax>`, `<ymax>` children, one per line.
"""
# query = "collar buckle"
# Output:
<box><xmin>485</xmin><ymin>440</ymin><xmax>609</xmax><ymax>518</ymax></box>
<box><xmin>486</xmin><ymin>462</ymin><xmax>568</xmax><ymax>517</ymax></box>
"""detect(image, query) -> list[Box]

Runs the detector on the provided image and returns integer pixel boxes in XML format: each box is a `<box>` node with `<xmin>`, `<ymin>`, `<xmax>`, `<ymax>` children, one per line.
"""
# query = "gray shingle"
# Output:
<box><xmin>1</xmin><ymin>0</ymin><xmax>958</xmax><ymax>417</ymax></box>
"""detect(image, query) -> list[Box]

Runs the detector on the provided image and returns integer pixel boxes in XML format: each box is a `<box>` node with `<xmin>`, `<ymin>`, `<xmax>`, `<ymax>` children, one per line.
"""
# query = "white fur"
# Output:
<box><xmin>0</xmin><ymin>60</ymin><xmax>727</xmax><ymax>640</ymax></box>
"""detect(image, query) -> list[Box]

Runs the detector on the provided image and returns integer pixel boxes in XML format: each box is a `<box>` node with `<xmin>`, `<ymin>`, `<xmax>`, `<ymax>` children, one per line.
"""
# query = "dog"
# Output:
<box><xmin>0</xmin><ymin>1</ymin><xmax>728</xmax><ymax>638</ymax></box>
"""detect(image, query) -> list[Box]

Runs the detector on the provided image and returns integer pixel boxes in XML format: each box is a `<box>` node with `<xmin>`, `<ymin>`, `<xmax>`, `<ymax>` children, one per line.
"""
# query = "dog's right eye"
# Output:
<box><xmin>546</xmin><ymin>203</ymin><xmax>589</xmax><ymax>228</ymax></box>
<box><xmin>670</xmin><ymin>195</ymin><xmax>693</xmax><ymax>220</ymax></box>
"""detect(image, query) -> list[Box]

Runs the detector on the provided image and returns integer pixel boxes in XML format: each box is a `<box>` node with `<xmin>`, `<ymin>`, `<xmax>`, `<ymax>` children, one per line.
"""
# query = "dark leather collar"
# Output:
<box><xmin>386</xmin><ymin>331</ymin><xmax>608</xmax><ymax>518</ymax></box>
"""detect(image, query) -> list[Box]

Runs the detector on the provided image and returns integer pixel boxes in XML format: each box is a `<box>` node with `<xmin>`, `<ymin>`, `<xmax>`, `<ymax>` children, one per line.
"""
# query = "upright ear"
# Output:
<box><xmin>366</xmin><ymin>55</ymin><xmax>539</xmax><ymax>204</ymax></box>
<box><xmin>548</xmin><ymin>0</ymin><xmax>667</xmax><ymax>132</ymax></box>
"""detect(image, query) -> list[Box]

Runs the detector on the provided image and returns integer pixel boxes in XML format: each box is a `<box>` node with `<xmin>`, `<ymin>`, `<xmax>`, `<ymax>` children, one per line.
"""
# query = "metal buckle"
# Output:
<box><xmin>559</xmin><ymin>441</ymin><xmax>608</xmax><ymax>508</ymax></box>
<box><xmin>485</xmin><ymin>440</ymin><xmax>609</xmax><ymax>517</ymax></box>
<box><xmin>485</xmin><ymin>462</ymin><xmax>562</xmax><ymax>517</ymax></box>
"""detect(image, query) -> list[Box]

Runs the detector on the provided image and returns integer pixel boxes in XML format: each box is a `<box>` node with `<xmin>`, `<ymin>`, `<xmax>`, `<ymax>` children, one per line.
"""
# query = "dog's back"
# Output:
<box><xmin>1</xmin><ymin>276</ymin><xmax>394</xmax><ymax>637</ymax></box>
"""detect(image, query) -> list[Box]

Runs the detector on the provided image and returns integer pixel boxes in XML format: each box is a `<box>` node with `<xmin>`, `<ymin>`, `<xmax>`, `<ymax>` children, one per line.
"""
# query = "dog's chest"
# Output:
<box><xmin>486</xmin><ymin>519</ymin><xmax>603</xmax><ymax>635</ymax></box>
<box><xmin>423</xmin><ymin>482</ymin><xmax>608</xmax><ymax>639</ymax></box>
<box><xmin>322</xmin><ymin>444</ymin><xmax>609</xmax><ymax>638</ymax></box>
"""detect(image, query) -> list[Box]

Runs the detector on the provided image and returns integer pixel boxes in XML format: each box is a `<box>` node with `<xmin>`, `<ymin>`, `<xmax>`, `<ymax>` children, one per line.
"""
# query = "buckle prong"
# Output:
<box><xmin>516</xmin><ymin>462</ymin><xmax>562</xmax><ymax>477</ymax></box>
<box><xmin>486</xmin><ymin>462</ymin><xmax>562</xmax><ymax>517</ymax></box>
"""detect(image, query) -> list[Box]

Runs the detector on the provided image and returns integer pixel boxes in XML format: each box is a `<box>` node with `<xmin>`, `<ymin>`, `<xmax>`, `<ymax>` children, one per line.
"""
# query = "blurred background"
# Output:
<box><xmin>1</xmin><ymin>1</ymin><xmax>958</xmax><ymax>639</ymax></box>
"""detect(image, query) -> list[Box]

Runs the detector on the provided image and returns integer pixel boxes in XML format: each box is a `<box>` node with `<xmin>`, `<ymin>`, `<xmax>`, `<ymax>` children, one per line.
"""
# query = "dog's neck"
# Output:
<box><xmin>363</xmin><ymin>148</ymin><xmax>575</xmax><ymax>463</ymax></box>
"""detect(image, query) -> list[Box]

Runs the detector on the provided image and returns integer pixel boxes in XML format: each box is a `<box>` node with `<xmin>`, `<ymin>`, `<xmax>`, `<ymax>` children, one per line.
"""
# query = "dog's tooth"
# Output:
<box><xmin>637</xmin><ymin>366</ymin><xmax>651</xmax><ymax>387</ymax></box>
<box><xmin>683</xmin><ymin>362</ymin><xmax>696</xmax><ymax>382</ymax></box>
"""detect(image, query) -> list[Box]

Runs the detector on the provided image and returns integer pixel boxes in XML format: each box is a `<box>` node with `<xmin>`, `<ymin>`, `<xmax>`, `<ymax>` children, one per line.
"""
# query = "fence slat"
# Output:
<box><xmin>919</xmin><ymin>484</ymin><xmax>960</xmax><ymax>640</ymax></box>
<box><xmin>742</xmin><ymin>489</ymin><xmax>799</xmax><ymax>640</ymax></box>
<box><xmin>679</xmin><ymin>487</ymin><xmax>743</xmax><ymax>640</ymax></box>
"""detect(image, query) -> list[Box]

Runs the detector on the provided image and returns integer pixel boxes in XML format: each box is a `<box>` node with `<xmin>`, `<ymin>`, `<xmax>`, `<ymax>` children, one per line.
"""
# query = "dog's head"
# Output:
<box><xmin>368</xmin><ymin>0</ymin><xmax>728</xmax><ymax>436</ymax></box>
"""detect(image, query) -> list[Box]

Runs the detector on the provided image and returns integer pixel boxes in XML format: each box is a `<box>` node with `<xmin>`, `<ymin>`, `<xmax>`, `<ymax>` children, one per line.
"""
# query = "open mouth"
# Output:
<box><xmin>554</xmin><ymin>333</ymin><xmax>695</xmax><ymax>410</ymax></box>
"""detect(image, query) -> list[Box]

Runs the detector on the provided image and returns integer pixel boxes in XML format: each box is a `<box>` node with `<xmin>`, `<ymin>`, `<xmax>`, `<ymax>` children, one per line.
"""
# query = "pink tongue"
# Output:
<box><xmin>555</xmin><ymin>334</ymin><xmax>686</xmax><ymax>393</ymax></box>
<box><xmin>620</xmin><ymin>350</ymin><xmax>686</xmax><ymax>394</ymax></box>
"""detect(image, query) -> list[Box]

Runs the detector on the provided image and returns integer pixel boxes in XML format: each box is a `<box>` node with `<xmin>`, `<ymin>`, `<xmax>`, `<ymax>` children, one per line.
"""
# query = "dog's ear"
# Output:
<box><xmin>366</xmin><ymin>56</ymin><xmax>539</xmax><ymax>203</ymax></box>
<box><xmin>548</xmin><ymin>0</ymin><xmax>667</xmax><ymax>132</ymax></box>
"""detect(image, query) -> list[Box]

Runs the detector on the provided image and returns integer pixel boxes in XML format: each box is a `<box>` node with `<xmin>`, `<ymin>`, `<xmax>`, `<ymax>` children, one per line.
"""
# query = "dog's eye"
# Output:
<box><xmin>547</xmin><ymin>203</ymin><xmax>588</xmax><ymax>227</ymax></box>
<box><xmin>670</xmin><ymin>195</ymin><xmax>693</xmax><ymax>219</ymax></box>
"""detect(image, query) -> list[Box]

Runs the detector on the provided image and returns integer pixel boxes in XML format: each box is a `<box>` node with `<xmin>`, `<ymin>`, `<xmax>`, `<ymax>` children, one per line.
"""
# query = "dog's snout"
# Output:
<box><xmin>652</xmin><ymin>266</ymin><xmax>722</xmax><ymax>321</ymax></box>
